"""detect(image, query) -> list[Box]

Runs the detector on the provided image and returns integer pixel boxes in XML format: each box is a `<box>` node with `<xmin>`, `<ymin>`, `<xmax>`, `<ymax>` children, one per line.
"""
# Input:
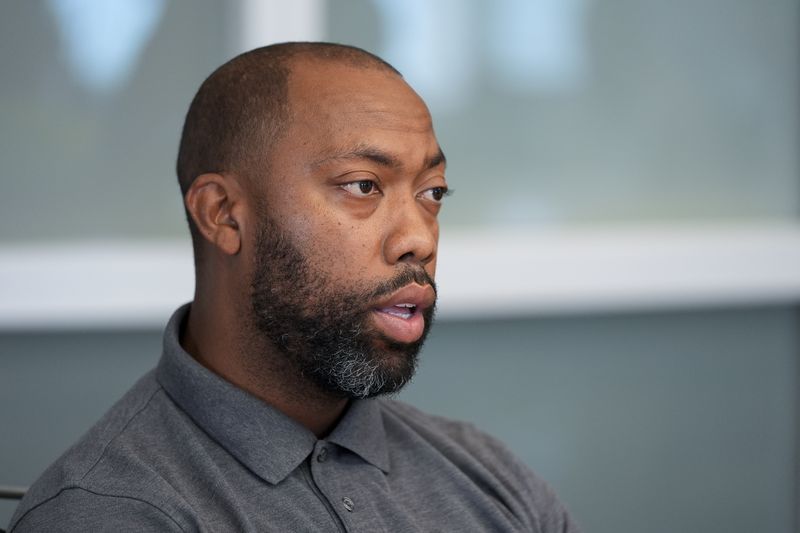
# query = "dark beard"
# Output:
<box><xmin>249</xmin><ymin>216</ymin><xmax>436</xmax><ymax>399</ymax></box>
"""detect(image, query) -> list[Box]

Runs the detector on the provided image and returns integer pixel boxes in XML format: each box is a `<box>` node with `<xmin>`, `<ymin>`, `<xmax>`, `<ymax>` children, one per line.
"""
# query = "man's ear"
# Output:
<box><xmin>184</xmin><ymin>173</ymin><xmax>244</xmax><ymax>256</ymax></box>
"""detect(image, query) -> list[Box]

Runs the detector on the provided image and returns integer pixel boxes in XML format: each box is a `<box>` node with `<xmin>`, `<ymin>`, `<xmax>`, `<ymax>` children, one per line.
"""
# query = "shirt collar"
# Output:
<box><xmin>156</xmin><ymin>304</ymin><xmax>391</xmax><ymax>484</ymax></box>
<box><xmin>328</xmin><ymin>395</ymin><xmax>390</xmax><ymax>474</ymax></box>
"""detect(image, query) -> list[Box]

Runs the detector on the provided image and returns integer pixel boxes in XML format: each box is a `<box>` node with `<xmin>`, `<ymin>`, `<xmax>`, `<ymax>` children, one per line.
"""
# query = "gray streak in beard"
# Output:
<box><xmin>249</xmin><ymin>215</ymin><xmax>436</xmax><ymax>399</ymax></box>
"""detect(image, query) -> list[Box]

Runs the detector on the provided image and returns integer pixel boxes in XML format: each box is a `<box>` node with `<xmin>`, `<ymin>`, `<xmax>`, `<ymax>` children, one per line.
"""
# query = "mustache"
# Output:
<box><xmin>366</xmin><ymin>267</ymin><xmax>437</xmax><ymax>301</ymax></box>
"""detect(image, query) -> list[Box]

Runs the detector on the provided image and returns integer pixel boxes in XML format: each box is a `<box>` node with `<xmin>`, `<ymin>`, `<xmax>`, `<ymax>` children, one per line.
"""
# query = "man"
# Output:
<box><xmin>10</xmin><ymin>43</ymin><xmax>577</xmax><ymax>532</ymax></box>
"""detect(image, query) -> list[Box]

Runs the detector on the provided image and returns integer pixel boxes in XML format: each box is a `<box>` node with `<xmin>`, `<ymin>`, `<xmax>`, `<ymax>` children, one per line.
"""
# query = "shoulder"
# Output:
<box><xmin>378</xmin><ymin>398</ymin><xmax>522</xmax><ymax>469</ymax></box>
<box><xmin>10</xmin><ymin>487</ymin><xmax>184</xmax><ymax>532</ymax></box>
<box><xmin>9</xmin><ymin>372</ymin><xmax>194</xmax><ymax>532</ymax></box>
<box><xmin>379</xmin><ymin>398</ymin><xmax>499</xmax><ymax>442</ymax></box>
<box><xmin>377</xmin><ymin>399</ymin><xmax>580</xmax><ymax>533</ymax></box>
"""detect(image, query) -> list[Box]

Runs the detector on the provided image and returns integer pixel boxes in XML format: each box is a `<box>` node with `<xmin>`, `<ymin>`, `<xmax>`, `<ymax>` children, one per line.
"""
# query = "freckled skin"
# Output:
<box><xmin>184</xmin><ymin>57</ymin><xmax>448</xmax><ymax>436</ymax></box>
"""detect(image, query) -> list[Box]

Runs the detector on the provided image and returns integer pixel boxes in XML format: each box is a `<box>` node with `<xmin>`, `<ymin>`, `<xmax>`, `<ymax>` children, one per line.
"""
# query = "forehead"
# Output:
<box><xmin>285</xmin><ymin>58</ymin><xmax>435</xmax><ymax>143</ymax></box>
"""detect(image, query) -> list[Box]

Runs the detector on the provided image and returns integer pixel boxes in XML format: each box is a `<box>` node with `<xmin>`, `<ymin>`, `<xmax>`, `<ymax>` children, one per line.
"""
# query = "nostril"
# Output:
<box><xmin>398</xmin><ymin>251</ymin><xmax>415</xmax><ymax>262</ymax></box>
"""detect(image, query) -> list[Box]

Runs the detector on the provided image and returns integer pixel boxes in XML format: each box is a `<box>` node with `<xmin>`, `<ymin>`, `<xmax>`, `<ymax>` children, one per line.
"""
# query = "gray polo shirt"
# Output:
<box><xmin>9</xmin><ymin>306</ymin><xmax>578</xmax><ymax>532</ymax></box>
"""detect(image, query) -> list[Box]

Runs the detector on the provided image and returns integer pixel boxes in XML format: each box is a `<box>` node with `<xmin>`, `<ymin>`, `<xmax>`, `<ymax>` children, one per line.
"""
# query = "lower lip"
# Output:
<box><xmin>371</xmin><ymin>309</ymin><xmax>425</xmax><ymax>343</ymax></box>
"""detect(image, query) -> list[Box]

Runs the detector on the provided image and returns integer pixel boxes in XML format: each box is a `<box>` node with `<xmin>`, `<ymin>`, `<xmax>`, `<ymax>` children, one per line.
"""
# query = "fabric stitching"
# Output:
<box><xmin>78</xmin><ymin>384</ymin><xmax>163</xmax><ymax>484</ymax></box>
<box><xmin>10</xmin><ymin>486</ymin><xmax>186</xmax><ymax>532</ymax></box>
<box><xmin>10</xmin><ymin>385</ymin><xmax>172</xmax><ymax>531</ymax></box>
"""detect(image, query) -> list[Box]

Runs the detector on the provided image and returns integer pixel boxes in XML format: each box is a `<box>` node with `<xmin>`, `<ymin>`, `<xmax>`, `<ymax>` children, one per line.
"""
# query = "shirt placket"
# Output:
<box><xmin>307</xmin><ymin>440</ymin><xmax>364</xmax><ymax>532</ymax></box>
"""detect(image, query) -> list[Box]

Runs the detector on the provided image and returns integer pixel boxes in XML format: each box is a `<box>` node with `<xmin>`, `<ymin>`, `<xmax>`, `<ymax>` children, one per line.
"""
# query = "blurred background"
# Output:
<box><xmin>1</xmin><ymin>1</ymin><xmax>798</xmax><ymax>531</ymax></box>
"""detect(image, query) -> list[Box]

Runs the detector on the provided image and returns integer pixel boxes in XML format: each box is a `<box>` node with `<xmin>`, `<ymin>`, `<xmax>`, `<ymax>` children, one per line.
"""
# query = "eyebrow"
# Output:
<box><xmin>425</xmin><ymin>148</ymin><xmax>447</xmax><ymax>170</ymax></box>
<box><xmin>311</xmin><ymin>145</ymin><xmax>446</xmax><ymax>171</ymax></box>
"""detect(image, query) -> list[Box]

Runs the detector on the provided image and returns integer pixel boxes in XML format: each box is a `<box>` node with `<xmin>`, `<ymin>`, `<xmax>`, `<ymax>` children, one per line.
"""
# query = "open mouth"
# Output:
<box><xmin>377</xmin><ymin>303</ymin><xmax>418</xmax><ymax>320</ymax></box>
<box><xmin>370</xmin><ymin>283</ymin><xmax>435</xmax><ymax>343</ymax></box>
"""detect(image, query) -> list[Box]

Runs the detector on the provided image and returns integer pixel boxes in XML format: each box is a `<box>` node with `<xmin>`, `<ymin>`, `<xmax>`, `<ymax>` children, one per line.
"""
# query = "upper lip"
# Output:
<box><xmin>373</xmin><ymin>283</ymin><xmax>436</xmax><ymax>311</ymax></box>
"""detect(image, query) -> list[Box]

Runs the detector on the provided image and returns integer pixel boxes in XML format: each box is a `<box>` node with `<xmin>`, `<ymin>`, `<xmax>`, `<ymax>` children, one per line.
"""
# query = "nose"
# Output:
<box><xmin>382</xmin><ymin>197</ymin><xmax>438</xmax><ymax>268</ymax></box>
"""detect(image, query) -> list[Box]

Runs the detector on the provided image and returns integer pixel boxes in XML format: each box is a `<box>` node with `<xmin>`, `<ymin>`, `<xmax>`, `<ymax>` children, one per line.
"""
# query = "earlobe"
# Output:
<box><xmin>185</xmin><ymin>173</ymin><xmax>242</xmax><ymax>256</ymax></box>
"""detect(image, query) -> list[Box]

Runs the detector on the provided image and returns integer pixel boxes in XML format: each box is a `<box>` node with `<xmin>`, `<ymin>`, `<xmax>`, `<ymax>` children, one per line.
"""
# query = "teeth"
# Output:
<box><xmin>379</xmin><ymin>304</ymin><xmax>417</xmax><ymax>319</ymax></box>
<box><xmin>384</xmin><ymin>308</ymin><xmax>412</xmax><ymax>319</ymax></box>
<box><xmin>376</xmin><ymin>303</ymin><xmax>418</xmax><ymax>320</ymax></box>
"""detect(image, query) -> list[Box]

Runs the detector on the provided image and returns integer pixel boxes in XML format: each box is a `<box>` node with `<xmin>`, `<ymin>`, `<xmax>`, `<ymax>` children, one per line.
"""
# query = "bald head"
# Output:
<box><xmin>176</xmin><ymin>43</ymin><xmax>401</xmax><ymax>258</ymax></box>
<box><xmin>176</xmin><ymin>42</ymin><xmax>400</xmax><ymax>198</ymax></box>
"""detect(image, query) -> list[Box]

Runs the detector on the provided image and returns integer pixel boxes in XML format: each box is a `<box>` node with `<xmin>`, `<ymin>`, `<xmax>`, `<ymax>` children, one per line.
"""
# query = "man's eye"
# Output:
<box><xmin>342</xmin><ymin>180</ymin><xmax>380</xmax><ymax>197</ymax></box>
<box><xmin>420</xmin><ymin>186</ymin><xmax>450</xmax><ymax>203</ymax></box>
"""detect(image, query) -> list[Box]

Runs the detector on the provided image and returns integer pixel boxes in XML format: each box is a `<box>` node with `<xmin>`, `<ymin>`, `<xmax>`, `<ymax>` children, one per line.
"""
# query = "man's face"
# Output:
<box><xmin>247</xmin><ymin>60</ymin><xmax>448</xmax><ymax>399</ymax></box>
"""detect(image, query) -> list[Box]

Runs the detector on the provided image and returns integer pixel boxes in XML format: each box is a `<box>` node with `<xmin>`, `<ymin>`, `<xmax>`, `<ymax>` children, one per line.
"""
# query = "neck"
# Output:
<box><xmin>182</xmin><ymin>291</ymin><xmax>348</xmax><ymax>437</ymax></box>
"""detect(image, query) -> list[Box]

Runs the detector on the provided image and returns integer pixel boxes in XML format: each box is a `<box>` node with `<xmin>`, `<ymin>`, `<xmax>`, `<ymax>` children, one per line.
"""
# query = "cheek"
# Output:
<box><xmin>282</xmin><ymin>209</ymin><xmax>380</xmax><ymax>280</ymax></box>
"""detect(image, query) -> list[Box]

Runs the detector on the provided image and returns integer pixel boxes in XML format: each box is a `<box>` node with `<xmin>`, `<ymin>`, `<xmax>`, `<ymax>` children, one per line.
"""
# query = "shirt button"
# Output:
<box><xmin>317</xmin><ymin>447</ymin><xmax>328</xmax><ymax>463</ymax></box>
<box><xmin>342</xmin><ymin>497</ymin><xmax>354</xmax><ymax>512</ymax></box>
